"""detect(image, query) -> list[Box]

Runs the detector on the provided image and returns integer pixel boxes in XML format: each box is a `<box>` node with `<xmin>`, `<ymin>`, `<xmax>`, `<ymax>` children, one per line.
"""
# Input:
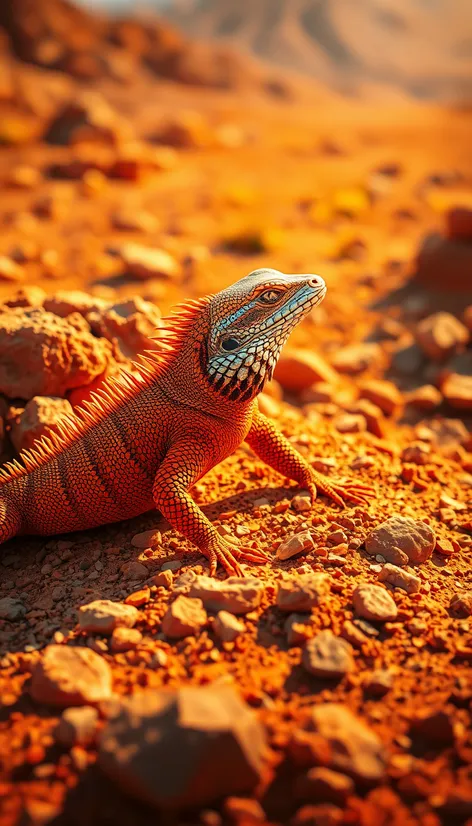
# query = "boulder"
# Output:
<box><xmin>31</xmin><ymin>645</ymin><xmax>113</xmax><ymax>707</ymax></box>
<box><xmin>54</xmin><ymin>706</ymin><xmax>99</xmax><ymax>747</ymax></box>
<box><xmin>174</xmin><ymin>571</ymin><xmax>264</xmax><ymax>615</ymax></box>
<box><xmin>352</xmin><ymin>584</ymin><xmax>398</xmax><ymax>622</ymax></box>
<box><xmin>277</xmin><ymin>574</ymin><xmax>330</xmax><ymax>612</ymax></box>
<box><xmin>78</xmin><ymin>600</ymin><xmax>139</xmax><ymax>634</ymax></box>
<box><xmin>274</xmin><ymin>348</ymin><xmax>338</xmax><ymax>392</ymax></box>
<box><xmin>365</xmin><ymin>516</ymin><xmax>436</xmax><ymax>566</ymax></box>
<box><xmin>308</xmin><ymin>704</ymin><xmax>387</xmax><ymax>783</ymax></box>
<box><xmin>162</xmin><ymin>595</ymin><xmax>207</xmax><ymax>638</ymax></box>
<box><xmin>99</xmin><ymin>685</ymin><xmax>267</xmax><ymax>809</ymax></box>
<box><xmin>9</xmin><ymin>396</ymin><xmax>73</xmax><ymax>454</ymax></box>
<box><xmin>416</xmin><ymin>312</ymin><xmax>469</xmax><ymax>361</ymax></box>
<box><xmin>302</xmin><ymin>631</ymin><xmax>354</xmax><ymax>679</ymax></box>
<box><xmin>0</xmin><ymin>306</ymin><xmax>112</xmax><ymax>398</ymax></box>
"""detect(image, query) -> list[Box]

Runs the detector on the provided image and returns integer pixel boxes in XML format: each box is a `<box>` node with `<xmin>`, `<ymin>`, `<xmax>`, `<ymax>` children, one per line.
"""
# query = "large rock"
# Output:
<box><xmin>9</xmin><ymin>396</ymin><xmax>73</xmax><ymax>454</ymax></box>
<box><xmin>331</xmin><ymin>343</ymin><xmax>382</xmax><ymax>375</ymax></box>
<box><xmin>0</xmin><ymin>256</ymin><xmax>24</xmax><ymax>282</ymax></box>
<box><xmin>276</xmin><ymin>531</ymin><xmax>315</xmax><ymax>561</ymax></box>
<box><xmin>0</xmin><ymin>596</ymin><xmax>26</xmax><ymax>620</ymax></box>
<box><xmin>308</xmin><ymin>704</ymin><xmax>387</xmax><ymax>784</ymax></box>
<box><xmin>274</xmin><ymin>348</ymin><xmax>338</xmax><ymax>392</ymax></box>
<box><xmin>99</xmin><ymin>685</ymin><xmax>267</xmax><ymax>809</ymax></box>
<box><xmin>54</xmin><ymin>706</ymin><xmax>99</xmax><ymax>747</ymax></box>
<box><xmin>405</xmin><ymin>385</ymin><xmax>442</xmax><ymax>410</ymax></box>
<box><xmin>213</xmin><ymin>611</ymin><xmax>245</xmax><ymax>642</ymax></box>
<box><xmin>415</xmin><ymin>233</ymin><xmax>472</xmax><ymax>293</ymax></box>
<box><xmin>415</xmin><ymin>312</ymin><xmax>469</xmax><ymax>362</ymax></box>
<box><xmin>174</xmin><ymin>571</ymin><xmax>264</xmax><ymax>615</ymax></box>
<box><xmin>117</xmin><ymin>243</ymin><xmax>180</xmax><ymax>281</ymax></box>
<box><xmin>449</xmin><ymin>591</ymin><xmax>472</xmax><ymax>618</ymax></box>
<box><xmin>87</xmin><ymin>296</ymin><xmax>161</xmax><ymax>359</ymax></box>
<box><xmin>78</xmin><ymin>600</ymin><xmax>139</xmax><ymax>634</ymax></box>
<box><xmin>277</xmin><ymin>574</ymin><xmax>330</xmax><ymax>612</ymax></box>
<box><xmin>440</xmin><ymin>373</ymin><xmax>472</xmax><ymax>411</ymax></box>
<box><xmin>295</xmin><ymin>767</ymin><xmax>354</xmax><ymax>804</ymax></box>
<box><xmin>44</xmin><ymin>92</ymin><xmax>132</xmax><ymax>146</ymax></box>
<box><xmin>111</xmin><ymin>207</ymin><xmax>160</xmax><ymax>233</ymax></box>
<box><xmin>358</xmin><ymin>379</ymin><xmax>403</xmax><ymax>416</ymax></box>
<box><xmin>302</xmin><ymin>631</ymin><xmax>354</xmax><ymax>679</ymax></box>
<box><xmin>409</xmin><ymin>709</ymin><xmax>455</xmax><ymax>747</ymax></box>
<box><xmin>0</xmin><ymin>306</ymin><xmax>112</xmax><ymax>398</ymax></box>
<box><xmin>348</xmin><ymin>399</ymin><xmax>386</xmax><ymax>438</ymax></box>
<box><xmin>111</xmin><ymin>627</ymin><xmax>143</xmax><ymax>652</ymax></box>
<box><xmin>31</xmin><ymin>645</ymin><xmax>113</xmax><ymax>707</ymax></box>
<box><xmin>162</xmin><ymin>595</ymin><xmax>207</xmax><ymax>638</ymax></box>
<box><xmin>153</xmin><ymin>110</ymin><xmax>212</xmax><ymax>148</ymax></box>
<box><xmin>352</xmin><ymin>584</ymin><xmax>398</xmax><ymax>622</ymax></box>
<box><xmin>365</xmin><ymin>516</ymin><xmax>436</xmax><ymax>566</ymax></box>
<box><xmin>43</xmin><ymin>291</ymin><xmax>109</xmax><ymax>318</ymax></box>
<box><xmin>378</xmin><ymin>563</ymin><xmax>420</xmax><ymax>594</ymax></box>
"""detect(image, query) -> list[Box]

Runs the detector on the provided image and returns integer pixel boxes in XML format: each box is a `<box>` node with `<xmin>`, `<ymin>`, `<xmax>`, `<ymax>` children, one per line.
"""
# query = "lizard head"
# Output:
<box><xmin>204</xmin><ymin>268</ymin><xmax>326</xmax><ymax>402</ymax></box>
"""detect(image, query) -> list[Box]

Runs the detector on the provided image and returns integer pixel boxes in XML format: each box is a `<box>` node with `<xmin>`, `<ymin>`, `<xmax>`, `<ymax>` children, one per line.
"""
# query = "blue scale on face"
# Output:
<box><xmin>206</xmin><ymin>269</ymin><xmax>326</xmax><ymax>399</ymax></box>
<box><xmin>211</xmin><ymin>299</ymin><xmax>260</xmax><ymax>344</ymax></box>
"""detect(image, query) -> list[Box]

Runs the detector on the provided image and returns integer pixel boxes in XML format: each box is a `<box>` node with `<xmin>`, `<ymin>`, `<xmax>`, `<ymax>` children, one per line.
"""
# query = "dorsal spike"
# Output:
<box><xmin>0</xmin><ymin>294</ymin><xmax>210</xmax><ymax>487</ymax></box>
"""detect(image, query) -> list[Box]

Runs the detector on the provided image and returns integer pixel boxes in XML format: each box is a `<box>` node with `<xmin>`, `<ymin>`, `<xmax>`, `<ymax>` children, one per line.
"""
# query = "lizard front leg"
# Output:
<box><xmin>246</xmin><ymin>409</ymin><xmax>374</xmax><ymax>508</ymax></box>
<box><xmin>152</xmin><ymin>440</ymin><xmax>269</xmax><ymax>576</ymax></box>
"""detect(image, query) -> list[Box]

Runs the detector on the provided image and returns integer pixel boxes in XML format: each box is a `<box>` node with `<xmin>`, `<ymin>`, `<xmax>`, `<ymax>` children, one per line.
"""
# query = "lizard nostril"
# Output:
<box><xmin>308</xmin><ymin>275</ymin><xmax>325</xmax><ymax>289</ymax></box>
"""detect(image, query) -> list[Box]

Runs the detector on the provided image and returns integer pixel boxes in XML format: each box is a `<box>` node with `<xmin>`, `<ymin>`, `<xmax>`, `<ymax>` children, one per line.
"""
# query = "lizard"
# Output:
<box><xmin>0</xmin><ymin>268</ymin><xmax>373</xmax><ymax>576</ymax></box>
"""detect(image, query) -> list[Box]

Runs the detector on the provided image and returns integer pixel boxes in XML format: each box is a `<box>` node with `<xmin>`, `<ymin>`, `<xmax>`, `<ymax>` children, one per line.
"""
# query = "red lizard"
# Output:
<box><xmin>0</xmin><ymin>269</ymin><xmax>372</xmax><ymax>575</ymax></box>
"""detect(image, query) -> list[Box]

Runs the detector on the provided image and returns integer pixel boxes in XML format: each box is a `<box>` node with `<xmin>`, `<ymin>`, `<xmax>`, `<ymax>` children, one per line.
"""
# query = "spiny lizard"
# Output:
<box><xmin>0</xmin><ymin>269</ymin><xmax>372</xmax><ymax>575</ymax></box>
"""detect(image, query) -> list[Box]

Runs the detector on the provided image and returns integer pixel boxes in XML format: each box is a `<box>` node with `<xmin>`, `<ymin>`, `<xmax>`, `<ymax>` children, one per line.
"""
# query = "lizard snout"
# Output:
<box><xmin>308</xmin><ymin>274</ymin><xmax>326</xmax><ymax>290</ymax></box>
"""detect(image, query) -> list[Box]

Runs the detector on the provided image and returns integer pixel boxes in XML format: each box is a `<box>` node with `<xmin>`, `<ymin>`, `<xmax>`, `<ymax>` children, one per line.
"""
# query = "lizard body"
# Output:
<box><xmin>0</xmin><ymin>269</ymin><xmax>372</xmax><ymax>575</ymax></box>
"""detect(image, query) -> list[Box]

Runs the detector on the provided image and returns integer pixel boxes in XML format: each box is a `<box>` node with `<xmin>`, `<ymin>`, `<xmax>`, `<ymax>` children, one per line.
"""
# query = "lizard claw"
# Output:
<box><xmin>223</xmin><ymin>534</ymin><xmax>271</xmax><ymax>564</ymax></box>
<box><xmin>231</xmin><ymin>546</ymin><xmax>271</xmax><ymax>565</ymax></box>
<box><xmin>337</xmin><ymin>482</ymin><xmax>375</xmax><ymax>507</ymax></box>
<box><xmin>309</xmin><ymin>476</ymin><xmax>375</xmax><ymax>509</ymax></box>
<box><xmin>204</xmin><ymin>535</ymin><xmax>270</xmax><ymax>577</ymax></box>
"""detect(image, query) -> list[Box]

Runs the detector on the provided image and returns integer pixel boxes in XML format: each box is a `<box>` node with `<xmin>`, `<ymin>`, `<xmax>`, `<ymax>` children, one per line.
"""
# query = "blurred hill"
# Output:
<box><xmin>0</xmin><ymin>0</ymin><xmax>286</xmax><ymax>94</ymax></box>
<box><xmin>167</xmin><ymin>0</ymin><xmax>472</xmax><ymax>101</ymax></box>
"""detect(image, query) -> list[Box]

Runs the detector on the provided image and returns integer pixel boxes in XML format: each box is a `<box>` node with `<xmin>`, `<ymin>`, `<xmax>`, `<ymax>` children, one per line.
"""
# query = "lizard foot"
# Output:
<box><xmin>309</xmin><ymin>476</ymin><xmax>375</xmax><ymax>508</ymax></box>
<box><xmin>225</xmin><ymin>536</ymin><xmax>271</xmax><ymax>566</ymax></box>
<box><xmin>205</xmin><ymin>535</ymin><xmax>270</xmax><ymax>577</ymax></box>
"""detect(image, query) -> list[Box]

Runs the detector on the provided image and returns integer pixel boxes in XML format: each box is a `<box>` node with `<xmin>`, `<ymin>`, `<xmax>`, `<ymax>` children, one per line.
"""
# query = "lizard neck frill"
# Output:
<box><xmin>205</xmin><ymin>341</ymin><xmax>278</xmax><ymax>404</ymax></box>
<box><xmin>154</xmin><ymin>303</ymin><xmax>256</xmax><ymax>418</ymax></box>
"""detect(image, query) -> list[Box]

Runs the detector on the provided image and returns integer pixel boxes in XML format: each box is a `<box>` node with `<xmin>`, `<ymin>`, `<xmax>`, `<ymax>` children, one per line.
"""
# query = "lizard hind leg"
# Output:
<box><xmin>0</xmin><ymin>497</ymin><xmax>21</xmax><ymax>545</ymax></box>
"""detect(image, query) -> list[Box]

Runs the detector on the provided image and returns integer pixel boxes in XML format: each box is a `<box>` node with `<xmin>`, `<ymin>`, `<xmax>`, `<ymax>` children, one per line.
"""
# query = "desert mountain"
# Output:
<box><xmin>168</xmin><ymin>0</ymin><xmax>472</xmax><ymax>100</ymax></box>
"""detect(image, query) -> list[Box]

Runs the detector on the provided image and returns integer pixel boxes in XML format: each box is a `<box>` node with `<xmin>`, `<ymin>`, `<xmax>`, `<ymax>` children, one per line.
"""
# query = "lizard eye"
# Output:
<box><xmin>221</xmin><ymin>337</ymin><xmax>240</xmax><ymax>352</ymax></box>
<box><xmin>258</xmin><ymin>289</ymin><xmax>282</xmax><ymax>304</ymax></box>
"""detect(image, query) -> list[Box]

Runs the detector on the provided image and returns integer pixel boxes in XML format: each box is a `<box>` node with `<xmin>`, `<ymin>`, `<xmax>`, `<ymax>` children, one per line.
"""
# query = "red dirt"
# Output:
<box><xmin>0</xmin><ymin>2</ymin><xmax>471</xmax><ymax>825</ymax></box>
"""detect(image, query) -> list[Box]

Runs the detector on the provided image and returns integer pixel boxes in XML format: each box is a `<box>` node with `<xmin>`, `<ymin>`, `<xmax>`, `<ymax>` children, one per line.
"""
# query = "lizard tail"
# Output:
<box><xmin>0</xmin><ymin>496</ymin><xmax>21</xmax><ymax>545</ymax></box>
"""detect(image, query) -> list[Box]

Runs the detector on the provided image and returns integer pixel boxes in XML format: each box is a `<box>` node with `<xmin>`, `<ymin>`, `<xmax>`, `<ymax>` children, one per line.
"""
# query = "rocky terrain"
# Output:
<box><xmin>168</xmin><ymin>0</ymin><xmax>472</xmax><ymax>101</ymax></box>
<box><xmin>0</xmin><ymin>1</ymin><xmax>471</xmax><ymax>825</ymax></box>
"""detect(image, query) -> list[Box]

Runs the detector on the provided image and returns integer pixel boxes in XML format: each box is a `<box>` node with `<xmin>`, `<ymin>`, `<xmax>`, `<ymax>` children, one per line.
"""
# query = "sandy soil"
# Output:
<box><xmin>0</xmin><ymin>2</ymin><xmax>471</xmax><ymax>825</ymax></box>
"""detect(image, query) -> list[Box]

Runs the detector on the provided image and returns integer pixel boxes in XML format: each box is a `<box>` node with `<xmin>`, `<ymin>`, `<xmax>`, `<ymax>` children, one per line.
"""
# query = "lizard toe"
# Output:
<box><xmin>218</xmin><ymin>535</ymin><xmax>270</xmax><ymax>566</ymax></box>
<box><xmin>321</xmin><ymin>486</ymin><xmax>346</xmax><ymax>508</ymax></box>
<box><xmin>329</xmin><ymin>483</ymin><xmax>374</xmax><ymax>508</ymax></box>
<box><xmin>214</xmin><ymin>540</ymin><xmax>244</xmax><ymax>577</ymax></box>
<box><xmin>231</xmin><ymin>546</ymin><xmax>271</xmax><ymax>564</ymax></box>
